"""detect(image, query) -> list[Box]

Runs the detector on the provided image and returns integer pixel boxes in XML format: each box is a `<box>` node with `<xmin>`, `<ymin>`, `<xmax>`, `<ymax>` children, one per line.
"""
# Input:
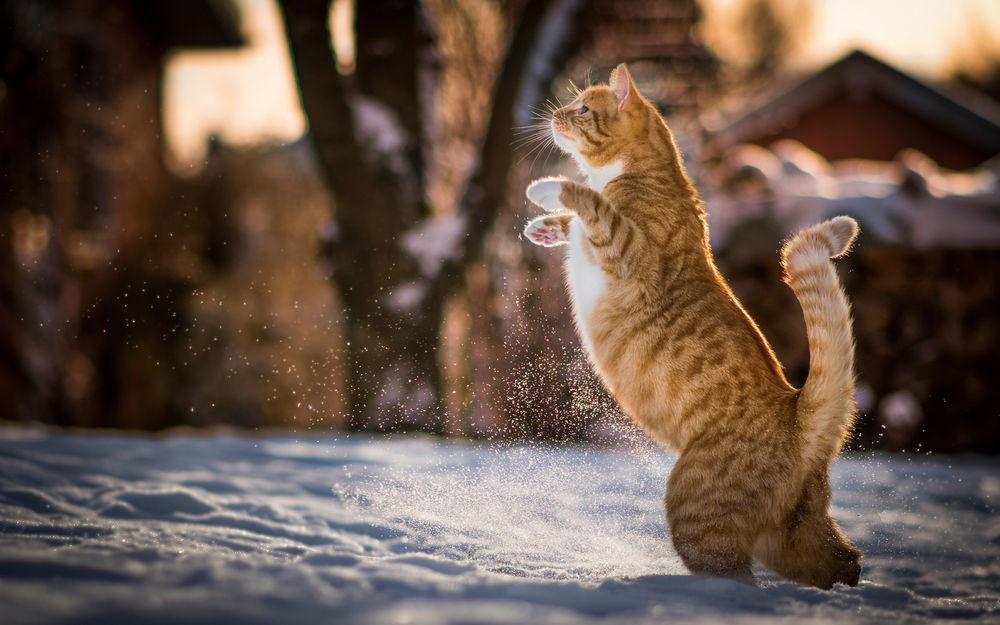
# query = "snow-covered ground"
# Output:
<box><xmin>1</xmin><ymin>426</ymin><xmax>998</xmax><ymax>624</ymax></box>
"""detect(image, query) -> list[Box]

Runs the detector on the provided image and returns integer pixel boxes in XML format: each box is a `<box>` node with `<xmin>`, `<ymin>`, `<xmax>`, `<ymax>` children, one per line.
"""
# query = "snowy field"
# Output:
<box><xmin>1</xmin><ymin>426</ymin><xmax>998</xmax><ymax>624</ymax></box>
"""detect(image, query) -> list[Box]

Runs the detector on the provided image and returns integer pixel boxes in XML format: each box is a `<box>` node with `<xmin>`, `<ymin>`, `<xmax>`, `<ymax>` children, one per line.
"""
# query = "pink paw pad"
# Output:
<box><xmin>525</xmin><ymin>223</ymin><xmax>566</xmax><ymax>246</ymax></box>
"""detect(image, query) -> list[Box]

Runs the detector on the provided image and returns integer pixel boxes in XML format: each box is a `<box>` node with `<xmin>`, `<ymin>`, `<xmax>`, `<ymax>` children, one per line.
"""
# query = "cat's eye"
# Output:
<box><xmin>579</xmin><ymin>106</ymin><xmax>589</xmax><ymax>114</ymax></box>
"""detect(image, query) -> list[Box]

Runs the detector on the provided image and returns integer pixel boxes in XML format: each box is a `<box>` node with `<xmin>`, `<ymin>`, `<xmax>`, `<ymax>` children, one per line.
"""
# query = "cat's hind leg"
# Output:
<box><xmin>753</xmin><ymin>472</ymin><xmax>861</xmax><ymax>589</ymax></box>
<box><xmin>665</xmin><ymin>447</ymin><xmax>759</xmax><ymax>585</ymax></box>
<box><xmin>524</xmin><ymin>213</ymin><xmax>573</xmax><ymax>247</ymax></box>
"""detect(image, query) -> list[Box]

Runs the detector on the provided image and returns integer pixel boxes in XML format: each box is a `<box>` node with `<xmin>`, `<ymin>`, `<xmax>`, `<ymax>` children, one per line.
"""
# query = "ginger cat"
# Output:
<box><xmin>523</xmin><ymin>64</ymin><xmax>862</xmax><ymax>589</ymax></box>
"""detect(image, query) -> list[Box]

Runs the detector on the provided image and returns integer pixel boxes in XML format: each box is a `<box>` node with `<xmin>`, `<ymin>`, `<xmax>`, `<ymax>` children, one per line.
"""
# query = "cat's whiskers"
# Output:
<box><xmin>515</xmin><ymin>131</ymin><xmax>557</xmax><ymax>171</ymax></box>
<box><xmin>512</xmin><ymin>102</ymin><xmax>560</xmax><ymax>170</ymax></box>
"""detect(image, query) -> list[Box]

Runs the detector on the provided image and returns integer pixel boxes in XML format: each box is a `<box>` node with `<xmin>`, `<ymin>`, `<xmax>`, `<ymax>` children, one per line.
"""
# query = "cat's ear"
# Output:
<box><xmin>610</xmin><ymin>63</ymin><xmax>636</xmax><ymax>111</ymax></box>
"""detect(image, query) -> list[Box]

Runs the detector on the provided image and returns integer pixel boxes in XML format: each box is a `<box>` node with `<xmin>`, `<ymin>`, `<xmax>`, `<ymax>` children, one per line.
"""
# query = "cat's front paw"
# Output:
<box><xmin>524</xmin><ymin>214</ymin><xmax>572</xmax><ymax>247</ymax></box>
<box><xmin>526</xmin><ymin>178</ymin><xmax>568</xmax><ymax>212</ymax></box>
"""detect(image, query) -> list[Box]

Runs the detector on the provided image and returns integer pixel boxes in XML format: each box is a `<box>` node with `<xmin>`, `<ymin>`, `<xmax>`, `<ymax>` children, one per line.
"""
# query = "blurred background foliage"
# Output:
<box><xmin>2</xmin><ymin>0</ymin><xmax>999</xmax><ymax>452</ymax></box>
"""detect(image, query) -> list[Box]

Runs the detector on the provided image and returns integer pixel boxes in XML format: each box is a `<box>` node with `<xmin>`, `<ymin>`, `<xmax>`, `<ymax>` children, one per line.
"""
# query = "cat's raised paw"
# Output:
<box><xmin>526</xmin><ymin>178</ymin><xmax>567</xmax><ymax>212</ymax></box>
<box><xmin>524</xmin><ymin>215</ymin><xmax>571</xmax><ymax>247</ymax></box>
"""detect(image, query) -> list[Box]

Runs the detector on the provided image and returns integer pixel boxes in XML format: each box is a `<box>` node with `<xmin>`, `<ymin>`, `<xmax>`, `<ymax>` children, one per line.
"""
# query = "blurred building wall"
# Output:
<box><xmin>0</xmin><ymin>0</ymin><xmax>241</xmax><ymax>427</ymax></box>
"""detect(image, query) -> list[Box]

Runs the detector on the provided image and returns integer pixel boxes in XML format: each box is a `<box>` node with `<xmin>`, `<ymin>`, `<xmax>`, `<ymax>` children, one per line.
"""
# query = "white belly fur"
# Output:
<box><xmin>566</xmin><ymin>218</ymin><xmax>606</xmax><ymax>358</ymax></box>
<box><xmin>562</xmin><ymin>159</ymin><xmax>622</xmax><ymax>358</ymax></box>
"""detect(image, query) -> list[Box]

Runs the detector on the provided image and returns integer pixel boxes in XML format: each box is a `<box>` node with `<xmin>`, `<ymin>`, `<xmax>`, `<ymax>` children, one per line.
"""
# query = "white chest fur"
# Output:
<box><xmin>564</xmin><ymin>160</ymin><xmax>622</xmax><ymax>356</ymax></box>
<box><xmin>584</xmin><ymin>160</ymin><xmax>623</xmax><ymax>193</ymax></box>
<box><xmin>566</xmin><ymin>219</ymin><xmax>605</xmax><ymax>357</ymax></box>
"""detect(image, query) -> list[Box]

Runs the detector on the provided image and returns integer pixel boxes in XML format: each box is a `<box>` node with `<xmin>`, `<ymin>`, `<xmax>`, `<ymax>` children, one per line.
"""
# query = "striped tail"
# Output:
<box><xmin>781</xmin><ymin>216</ymin><xmax>860</xmax><ymax>468</ymax></box>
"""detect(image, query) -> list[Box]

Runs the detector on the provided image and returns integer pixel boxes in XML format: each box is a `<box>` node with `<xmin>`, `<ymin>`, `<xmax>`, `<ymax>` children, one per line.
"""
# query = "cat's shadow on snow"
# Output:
<box><xmin>466</xmin><ymin>571</ymin><xmax>846</xmax><ymax>617</ymax></box>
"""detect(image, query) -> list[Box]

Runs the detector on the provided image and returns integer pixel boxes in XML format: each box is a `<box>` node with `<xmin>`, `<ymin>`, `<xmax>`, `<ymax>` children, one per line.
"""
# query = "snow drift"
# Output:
<box><xmin>0</xmin><ymin>426</ymin><xmax>997</xmax><ymax>624</ymax></box>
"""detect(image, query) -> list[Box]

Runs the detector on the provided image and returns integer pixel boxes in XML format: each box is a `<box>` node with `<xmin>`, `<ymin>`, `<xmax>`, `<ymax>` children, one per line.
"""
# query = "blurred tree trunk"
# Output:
<box><xmin>280</xmin><ymin>0</ymin><xmax>586</xmax><ymax>431</ymax></box>
<box><xmin>0</xmin><ymin>1</ymin><xmax>223</xmax><ymax>428</ymax></box>
<box><xmin>0</xmin><ymin>1</ymin><xmax>80</xmax><ymax>423</ymax></box>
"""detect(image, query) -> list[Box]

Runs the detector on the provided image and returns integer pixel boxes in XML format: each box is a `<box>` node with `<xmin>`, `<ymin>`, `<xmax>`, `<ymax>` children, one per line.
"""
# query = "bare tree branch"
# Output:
<box><xmin>281</xmin><ymin>0</ymin><xmax>365</xmax><ymax>209</ymax></box>
<box><xmin>433</xmin><ymin>0</ymin><xmax>588</xmax><ymax>291</ymax></box>
<box><xmin>279</xmin><ymin>0</ymin><xmax>588</xmax><ymax>431</ymax></box>
<box><xmin>281</xmin><ymin>0</ymin><xmax>424</xmax><ymax>297</ymax></box>
<box><xmin>355</xmin><ymin>0</ymin><xmax>431</xmax><ymax>213</ymax></box>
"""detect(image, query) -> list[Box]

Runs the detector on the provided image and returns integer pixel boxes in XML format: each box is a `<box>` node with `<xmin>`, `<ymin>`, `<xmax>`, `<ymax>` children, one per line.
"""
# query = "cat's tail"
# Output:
<box><xmin>781</xmin><ymin>216</ymin><xmax>859</xmax><ymax>467</ymax></box>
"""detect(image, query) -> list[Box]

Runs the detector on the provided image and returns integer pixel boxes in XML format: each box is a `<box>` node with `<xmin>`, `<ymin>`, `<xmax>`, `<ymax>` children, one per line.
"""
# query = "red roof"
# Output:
<box><xmin>711</xmin><ymin>50</ymin><xmax>1000</xmax><ymax>170</ymax></box>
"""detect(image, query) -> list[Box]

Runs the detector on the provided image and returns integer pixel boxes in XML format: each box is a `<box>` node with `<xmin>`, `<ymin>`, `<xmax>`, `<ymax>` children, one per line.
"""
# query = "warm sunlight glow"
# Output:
<box><xmin>701</xmin><ymin>0</ymin><xmax>1000</xmax><ymax>77</ymax></box>
<box><xmin>164</xmin><ymin>0</ymin><xmax>1000</xmax><ymax>169</ymax></box>
<box><xmin>163</xmin><ymin>0</ymin><xmax>305</xmax><ymax>169</ymax></box>
<box><xmin>330</xmin><ymin>0</ymin><xmax>356</xmax><ymax>74</ymax></box>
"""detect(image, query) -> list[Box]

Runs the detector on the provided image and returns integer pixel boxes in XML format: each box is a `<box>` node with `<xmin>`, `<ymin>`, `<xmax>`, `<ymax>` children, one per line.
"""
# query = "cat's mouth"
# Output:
<box><xmin>550</xmin><ymin>120</ymin><xmax>577</xmax><ymax>153</ymax></box>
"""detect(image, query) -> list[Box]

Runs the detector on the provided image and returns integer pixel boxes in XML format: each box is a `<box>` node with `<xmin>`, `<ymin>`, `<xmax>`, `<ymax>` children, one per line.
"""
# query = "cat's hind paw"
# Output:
<box><xmin>524</xmin><ymin>214</ymin><xmax>572</xmax><ymax>247</ymax></box>
<box><xmin>526</xmin><ymin>178</ymin><xmax>568</xmax><ymax>212</ymax></box>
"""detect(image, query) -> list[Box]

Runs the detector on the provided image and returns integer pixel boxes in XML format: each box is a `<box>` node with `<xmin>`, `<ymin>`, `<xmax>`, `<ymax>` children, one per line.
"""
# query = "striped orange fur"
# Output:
<box><xmin>524</xmin><ymin>64</ymin><xmax>862</xmax><ymax>589</ymax></box>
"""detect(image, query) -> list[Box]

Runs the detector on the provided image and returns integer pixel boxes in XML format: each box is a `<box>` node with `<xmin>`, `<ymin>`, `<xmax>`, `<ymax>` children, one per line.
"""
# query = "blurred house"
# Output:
<box><xmin>0</xmin><ymin>1</ymin><xmax>242</xmax><ymax>427</ymax></box>
<box><xmin>703</xmin><ymin>51</ymin><xmax>1000</xmax><ymax>453</ymax></box>
<box><xmin>710</xmin><ymin>49</ymin><xmax>1000</xmax><ymax>170</ymax></box>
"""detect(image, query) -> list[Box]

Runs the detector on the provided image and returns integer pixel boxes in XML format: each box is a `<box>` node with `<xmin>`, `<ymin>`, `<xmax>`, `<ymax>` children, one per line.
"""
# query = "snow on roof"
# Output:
<box><xmin>707</xmin><ymin>141</ymin><xmax>1000</xmax><ymax>251</ymax></box>
<box><xmin>710</xmin><ymin>50</ymin><xmax>1000</xmax><ymax>165</ymax></box>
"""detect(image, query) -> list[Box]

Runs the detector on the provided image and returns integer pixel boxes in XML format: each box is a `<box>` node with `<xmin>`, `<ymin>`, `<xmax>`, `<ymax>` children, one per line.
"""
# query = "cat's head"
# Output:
<box><xmin>550</xmin><ymin>63</ymin><xmax>649</xmax><ymax>168</ymax></box>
